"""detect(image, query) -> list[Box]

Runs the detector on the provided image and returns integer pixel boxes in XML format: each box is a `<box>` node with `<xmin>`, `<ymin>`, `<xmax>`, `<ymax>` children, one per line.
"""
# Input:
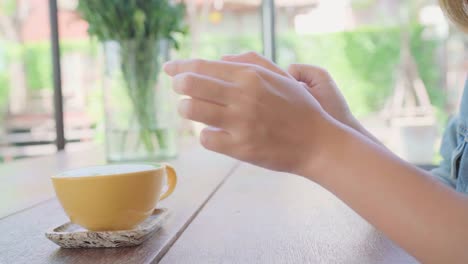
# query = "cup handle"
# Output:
<box><xmin>159</xmin><ymin>164</ymin><xmax>177</xmax><ymax>201</ymax></box>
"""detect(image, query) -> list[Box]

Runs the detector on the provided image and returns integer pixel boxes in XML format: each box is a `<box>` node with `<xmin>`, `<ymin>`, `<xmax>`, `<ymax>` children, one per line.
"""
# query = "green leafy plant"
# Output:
<box><xmin>77</xmin><ymin>0</ymin><xmax>187</xmax><ymax>155</ymax></box>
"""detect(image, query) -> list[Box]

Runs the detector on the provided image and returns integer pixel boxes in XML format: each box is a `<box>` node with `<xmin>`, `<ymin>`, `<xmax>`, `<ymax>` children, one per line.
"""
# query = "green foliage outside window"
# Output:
<box><xmin>276</xmin><ymin>25</ymin><xmax>442</xmax><ymax>117</ymax></box>
<box><xmin>177</xmin><ymin>24</ymin><xmax>442</xmax><ymax>118</ymax></box>
<box><xmin>0</xmin><ymin>24</ymin><xmax>444</xmax><ymax>119</ymax></box>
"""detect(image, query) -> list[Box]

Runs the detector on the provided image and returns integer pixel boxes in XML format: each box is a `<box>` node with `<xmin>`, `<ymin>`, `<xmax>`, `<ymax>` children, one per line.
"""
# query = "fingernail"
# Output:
<box><xmin>163</xmin><ymin>61</ymin><xmax>176</xmax><ymax>74</ymax></box>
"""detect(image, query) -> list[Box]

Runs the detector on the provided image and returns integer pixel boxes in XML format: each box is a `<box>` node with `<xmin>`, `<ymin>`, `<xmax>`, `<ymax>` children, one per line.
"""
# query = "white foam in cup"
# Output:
<box><xmin>57</xmin><ymin>164</ymin><xmax>158</xmax><ymax>178</ymax></box>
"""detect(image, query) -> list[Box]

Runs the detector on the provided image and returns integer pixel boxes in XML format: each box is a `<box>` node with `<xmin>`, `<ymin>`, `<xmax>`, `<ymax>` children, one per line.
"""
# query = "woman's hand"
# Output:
<box><xmin>223</xmin><ymin>52</ymin><xmax>382</xmax><ymax>145</ymax></box>
<box><xmin>223</xmin><ymin>52</ymin><xmax>355</xmax><ymax>127</ymax></box>
<box><xmin>164</xmin><ymin>58</ymin><xmax>339</xmax><ymax>175</ymax></box>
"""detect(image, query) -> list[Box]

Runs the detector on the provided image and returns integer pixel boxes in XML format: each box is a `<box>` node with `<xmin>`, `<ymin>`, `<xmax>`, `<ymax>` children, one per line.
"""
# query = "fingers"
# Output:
<box><xmin>178</xmin><ymin>98</ymin><xmax>231</xmax><ymax>129</ymax></box>
<box><xmin>164</xmin><ymin>59</ymin><xmax>240</xmax><ymax>81</ymax></box>
<box><xmin>287</xmin><ymin>64</ymin><xmax>331</xmax><ymax>87</ymax></box>
<box><xmin>199</xmin><ymin>126</ymin><xmax>233</xmax><ymax>153</ymax></box>
<box><xmin>173</xmin><ymin>73</ymin><xmax>235</xmax><ymax>106</ymax></box>
<box><xmin>222</xmin><ymin>51</ymin><xmax>293</xmax><ymax>78</ymax></box>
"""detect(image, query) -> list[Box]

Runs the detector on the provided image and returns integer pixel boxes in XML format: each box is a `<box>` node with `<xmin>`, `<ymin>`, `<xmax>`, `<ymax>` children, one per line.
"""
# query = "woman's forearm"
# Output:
<box><xmin>302</xmin><ymin>122</ymin><xmax>468</xmax><ymax>263</ymax></box>
<box><xmin>347</xmin><ymin>117</ymin><xmax>385</xmax><ymax>147</ymax></box>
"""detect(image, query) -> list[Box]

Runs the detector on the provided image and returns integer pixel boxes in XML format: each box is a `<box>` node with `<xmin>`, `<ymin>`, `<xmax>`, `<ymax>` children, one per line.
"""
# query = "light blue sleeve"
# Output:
<box><xmin>431</xmin><ymin>116</ymin><xmax>459</xmax><ymax>188</ymax></box>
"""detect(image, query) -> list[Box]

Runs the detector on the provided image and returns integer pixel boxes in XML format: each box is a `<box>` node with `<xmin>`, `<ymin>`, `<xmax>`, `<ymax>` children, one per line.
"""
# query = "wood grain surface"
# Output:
<box><xmin>161</xmin><ymin>163</ymin><xmax>418</xmax><ymax>264</ymax></box>
<box><xmin>0</xmin><ymin>146</ymin><xmax>238</xmax><ymax>264</ymax></box>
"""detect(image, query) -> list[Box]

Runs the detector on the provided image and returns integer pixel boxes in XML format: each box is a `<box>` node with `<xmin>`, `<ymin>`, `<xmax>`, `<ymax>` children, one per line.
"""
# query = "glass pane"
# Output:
<box><xmin>275</xmin><ymin>0</ymin><xmax>467</xmax><ymax>164</ymax></box>
<box><xmin>176</xmin><ymin>0</ymin><xmax>263</xmax><ymax>135</ymax></box>
<box><xmin>55</xmin><ymin>0</ymin><xmax>263</xmax><ymax>155</ymax></box>
<box><xmin>0</xmin><ymin>0</ymin><xmax>54</xmax><ymax>162</ymax></box>
<box><xmin>176</xmin><ymin>1</ymin><xmax>263</xmax><ymax>60</ymax></box>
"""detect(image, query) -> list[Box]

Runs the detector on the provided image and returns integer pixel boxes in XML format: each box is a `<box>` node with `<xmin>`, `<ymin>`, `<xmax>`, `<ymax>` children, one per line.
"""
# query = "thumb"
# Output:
<box><xmin>287</xmin><ymin>64</ymin><xmax>331</xmax><ymax>87</ymax></box>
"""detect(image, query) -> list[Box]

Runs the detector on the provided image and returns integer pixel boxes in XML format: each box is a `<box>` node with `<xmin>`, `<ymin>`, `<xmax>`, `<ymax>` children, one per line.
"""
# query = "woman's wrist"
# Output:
<box><xmin>293</xmin><ymin>115</ymin><xmax>353</xmax><ymax>182</ymax></box>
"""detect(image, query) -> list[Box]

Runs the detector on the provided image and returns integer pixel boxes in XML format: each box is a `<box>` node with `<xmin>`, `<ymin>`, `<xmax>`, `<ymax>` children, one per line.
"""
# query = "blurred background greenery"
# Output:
<box><xmin>0</xmin><ymin>0</ymin><xmax>466</xmax><ymax>164</ymax></box>
<box><xmin>0</xmin><ymin>25</ymin><xmax>443</xmax><ymax>117</ymax></box>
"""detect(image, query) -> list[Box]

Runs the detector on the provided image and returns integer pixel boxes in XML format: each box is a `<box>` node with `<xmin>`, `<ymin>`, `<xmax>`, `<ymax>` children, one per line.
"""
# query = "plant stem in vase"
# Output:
<box><xmin>77</xmin><ymin>0</ymin><xmax>187</xmax><ymax>162</ymax></box>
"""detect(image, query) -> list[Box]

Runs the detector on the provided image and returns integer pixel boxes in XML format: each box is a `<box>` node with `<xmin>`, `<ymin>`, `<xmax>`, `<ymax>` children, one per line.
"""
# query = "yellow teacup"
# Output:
<box><xmin>51</xmin><ymin>163</ymin><xmax>177</xmax><ymax>231</ymax></box>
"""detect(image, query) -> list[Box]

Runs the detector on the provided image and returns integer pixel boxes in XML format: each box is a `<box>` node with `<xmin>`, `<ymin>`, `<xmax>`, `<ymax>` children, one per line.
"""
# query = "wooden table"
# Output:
<box><xmin>0</xmin><ymin>144</ymin><xmax>417</xmax><ymax>264</ymax></box>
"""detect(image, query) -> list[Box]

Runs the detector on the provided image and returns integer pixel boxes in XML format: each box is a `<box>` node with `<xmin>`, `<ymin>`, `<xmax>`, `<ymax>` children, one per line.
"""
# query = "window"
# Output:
<box><xmin>275</xmin><ymin>0</ymin><xmax>467</xmax><ymax>164</ymax></box>
<box><xmin>158</xmin><ymin>0</ymin><xmax>264</xmax><ymax>135</ymax></box>
<box><xmin>175</xmin><ymin>1</ymin><xmax>263</xmax><ymax>59</ymax></box>
<box><xmin>1</xmin><ymin>0</ymin><xmax>466</xmax><ymax>166</ymax></box>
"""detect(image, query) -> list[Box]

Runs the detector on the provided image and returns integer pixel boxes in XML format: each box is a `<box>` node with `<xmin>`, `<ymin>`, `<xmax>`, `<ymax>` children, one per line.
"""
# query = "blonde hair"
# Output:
<box><xmin>439</xmin><ymin>0</ymin><xmax>468</xmax><ymax>32</ymax></box>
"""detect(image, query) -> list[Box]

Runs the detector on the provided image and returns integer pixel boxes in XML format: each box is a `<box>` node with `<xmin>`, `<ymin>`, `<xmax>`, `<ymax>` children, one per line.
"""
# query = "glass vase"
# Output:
<box><xmin>102</xmin><ymin>39</ymin><xmax>177</xmax><ymax>162</ymax></box>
